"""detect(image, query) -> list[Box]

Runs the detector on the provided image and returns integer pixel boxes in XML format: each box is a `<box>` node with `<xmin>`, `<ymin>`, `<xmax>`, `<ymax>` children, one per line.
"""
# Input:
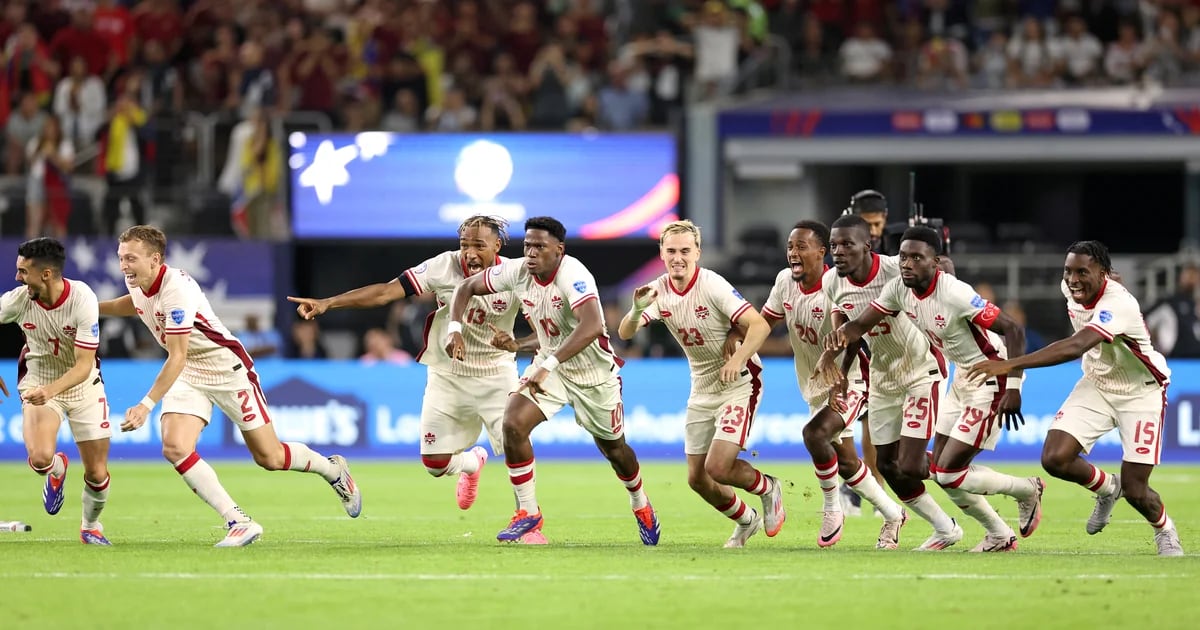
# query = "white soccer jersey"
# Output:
<box><xmin>822</xmin><ymin>254</ymin><xmax>945</xmax><ymax>392</ymax></box>
<box><xmin>483</xmin><ymin>255</ymin><xmax>622</xmax><ymax>387</ymax></box>
<box><xmin>763</xmin><ymin>267</ymin><xmax>867</xmax><ymax>402</ymax></box>
<box><xmin>871</xmin><ymin>271</ymin><xmax>1007</xmax><ymax>370</ymax></box>
<box><xmin>0</xmin><ymin>279</ymin><xmax>100</xmax><ymax>402</ymax></box>
<box><xmin>639</xmin><ymin>267</ymin><xmax>762</xmax><ymax>395</ymax></box>
<box><xmin>129</xmin><ymin>265</ymin><xmax>253</xmax><ymax>384</ymax></box>
<box><xmin>1062</xmin><ymin>278</ymin><xmax>1171</xmax><ymax>394</ymax></box>
<box><xmin>403</xmin><ymin>251</ymin><xmax>520</xmax><ymax>377</ymax></box>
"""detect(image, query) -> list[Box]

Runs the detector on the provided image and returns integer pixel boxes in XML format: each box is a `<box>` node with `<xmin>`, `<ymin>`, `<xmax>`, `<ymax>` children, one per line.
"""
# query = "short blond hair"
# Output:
<box><xmin>658</xmin><ymin>219</ymin><xmax>702</xmax><ymax>248</ymax></box>
<box><xmin>119</xmin><ymin>225</ymin><xmax>167</xmax><ymax>257</ymax></box>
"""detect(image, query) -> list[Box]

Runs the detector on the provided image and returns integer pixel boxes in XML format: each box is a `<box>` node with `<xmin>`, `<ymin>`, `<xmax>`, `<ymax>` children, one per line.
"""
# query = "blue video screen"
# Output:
<box><xmin>288</xmin><ymin>132</ymin><xmax>679</xmax><ymax>240</ymax></box>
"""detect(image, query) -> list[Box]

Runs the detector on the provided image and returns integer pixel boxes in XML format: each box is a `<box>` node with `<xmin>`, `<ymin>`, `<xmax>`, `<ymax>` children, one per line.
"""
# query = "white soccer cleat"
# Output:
<box><xmin>760</xmin><ymin>476</ymin><xmax>786</xmax><ymax>537</ymax></box>
<box><xmin>328</xmin><ymin>455</ymin><xmax>362</xmax><ymax>518</ymax></box>
<box><xmin>1087</xmin><ymin>474</ymin><xmax>1121</xmax><ymax>535</ymax></box>
<box><xmin>1155</xmin><ymin>522</ymin><xmax>1184</xmax><ymax>557</ymax></box>
<box><xmin>876</xmin><ymin>509</ymin><xmax>908</xmax><ymax>550</ymax></box>
<box><xmin>914</xmin><ymin>518</ymin><xmax>964</xmax><ymax>551</ymax></box>
<box><xmin>818</xmin><ymin>510</ymin><xmax>844</xmax><ymax>548</ymax></box>
<box><xmin>724</xmin><ymin>509</ymin><xmax>763</xmax><ymax>549</ymax></box>
<box><xmin>214</xmin><ymin>520</ymin><xmax>263</xmax><ymax>548</ymax></box>
<box><xmin>969</xmin><ymin>531</ymin><xmax>1018</xmax><ymax>552</ymax></box>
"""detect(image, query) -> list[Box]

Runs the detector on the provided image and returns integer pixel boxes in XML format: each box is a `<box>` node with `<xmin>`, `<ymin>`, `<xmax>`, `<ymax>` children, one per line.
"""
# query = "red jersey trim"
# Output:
<box><xmin>912</xmin><ymin>270</ymin><xmax>940</xmax><ymax>301</ymax></box>
<box><xmin>761</xmin><ymin>306</ymin><xmax>785</xmax><ymax>320</ymax></box>
<box><xmin>1085</xmin><ymin>322</ymin><xmax>1114</xmax><ymax>342</ymax></box>
<box><xmin>847</xmin><ymin>254</ymin><xmax>880</xmax><ymax>288</ymax></box>
<box><xmin>1081</xmin><ymin>279</ymin><xmax>1108</xmax><ymax>310</ymax></box>
<box><xmin>36</xmin><ymin>278</ymin><xmax>72</xmax><ymax>311</ymax></box>
<box><xmin>730</xmin><ymin>302</ymin><xmax>753</xmax><ymax>324</ymax></box>
<box><xmin>869</xmin><ymin>300</ymin><xmax>897</xmax><ymax>316</ymax></box>
<box><xmin>571</xmin><ymin>294</ymin><xmax>598</xmax><ymax>311</ymax></box>
<box><xmin>142</xmin><ymin>265</ymin><xmax>169</xmax><ymax>297</ymax></box>
<box><xmin>533</xmin><ymin>259</ymin><xmax>563</xmax><ymax>287</ymax></box>
<box><xmin>668</xmin><ymin>267</ymin><xmax>701</xmax><ymax>296</ymax></box>
<box><xmin>403</xmin><ymin>269</ymin><xmax>424</xmax><ymax>296</ymax></box>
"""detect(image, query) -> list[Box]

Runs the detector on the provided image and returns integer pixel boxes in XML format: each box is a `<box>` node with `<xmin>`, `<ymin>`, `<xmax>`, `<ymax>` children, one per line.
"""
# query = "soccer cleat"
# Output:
<box><xmin>876</xmin><ymin>509</ymin><xmax>908</xmax><ymax>550</ymax></box>
<box><xmin>1017</xmin><ymin>477</ymin><xmax>1045</xmax><ymax>538</ymax></box>
<box><xmin>497</xmin><ymin>510</ymin><xmax>543</xmax><ymax>542</ymax></box>
<box><xmin>760</xmin><ymin>475</ymin><xmax>786</xmax><ymax>537</ymax></box>
<box><xmin>214</xmin><ymin>520</ymin><xmax>263</xmax><ymax>548</ymax></box>
<box><xmin>42</xmin><ymin>452</ymin><xmax>68</xmax><ymax>516</ymax></box>
<box><xmin>518</xmin><ymin>530</ymin><xmax>548</xmax><ymax>545</ymax></box>
<box><xmin>969</xmin><ymin>532</ymin><xmax>1019</xmax><ymax>552</ymax></box>
<box><xmin>915</xmin><ymin>518</ymin><xmax>964</xmax><ymax>551</ymax></box>
<box><xmin>818</xmin><ymin>510</ymin><xmax>844</xmax><ymax>547</ymax></box>
<box><xmin>1155</xmin><ymin>524</ymin><xmax>1185</xmax><ymax>557</ymax></box>
<box><xmin>456</xmin><ymin>446</ymin><xmax>488</xmax><ymax>510</ymax></box>
<box><xmin>839</xmin><ymin>483</ymin><xmax>862</xmax><ymax>516</ymax></box>
<box><xmin>724</xmin><ymin>509</ymin><xmax>763</xmax><ymax>549</ymax></box>
<box><xmin>633</xmin><ymin>504</ymin><xmax>661</xmax><ymax>546</ymax></box>
<box><xmin>80</xmin><ymin>526</ymin><xmax>112</xmax><ymax>546</ymax></box>
<box><xmin>327</xmin><ymin>455</ymin><xmax>362</xmax><ymax>518</ymax></box>
<box><xmin>1087</xmin><ymin>474</ymin><xmax>1122</xmax><ymax>535</ymax></box>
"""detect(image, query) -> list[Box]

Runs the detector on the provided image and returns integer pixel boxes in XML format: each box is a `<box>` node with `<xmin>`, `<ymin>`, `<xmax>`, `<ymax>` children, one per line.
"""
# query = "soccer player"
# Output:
<box><xmin>445</xmin><ymin>216</ymin><xmax>661</xmax><ymax>545</ymax></box>
<box><xmin>757</xmin><ymin>220</ymin><xmax>907</xmax><ymax>548</ymax></box>
<box><xmin>829</xmin><ymin>227</ymin><xmax>1043</xmax><ymax>552</ymax></box>
<box><xmin>100</xmin><ymin>225</ymin><xmax>361</xmax><ymax>547</ymax></box>
<box><xmin>811</xmin><ymin>215</ymin><xmax>962</xmax><ymax>550</ymax></box>
<box><xmin>966</xmin><ymin>241</ymin><xmax>1184</xmax><ymax>556</ymax></box>
<box><xmin>2</xmin><ymin>238</ymin><xmax>112</xmax><ymax>544</ymax></box>
<box><xmin>616</xmin><ymin>220</ymin><xmax>785</xmax><ymax>548</ymax></box>
<box><xmin>288</xmin><ymin>215</ymin><xmax>522</xmax><ymax>512</ymax></box>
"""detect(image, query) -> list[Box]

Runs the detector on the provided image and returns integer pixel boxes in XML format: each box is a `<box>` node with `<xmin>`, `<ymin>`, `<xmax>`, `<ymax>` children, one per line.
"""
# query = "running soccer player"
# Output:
<box><xmin>289</xmin><ymin>215</ymin><xmax>521</xmax><ymax>512</ymax></box>
<box><xmin>758</xmin><ymin>220</ymin><xmax>907</xmax><ymax>548</ymax></box>
<box><xmin>830</xmin><ymin>227</ymin><xmax>1043</xmax><ymax>552</ymax></box>
<box><xmin>616</xmin><ymin>220</ymin><xmax>784</xmax><ymax>548</ymax></box>
<box><xmin>2</xmin><ymin>238</ymin><xmax>112</xmax><ymax>544</ymax></box>
<box><xmin>966</xmin><ymin>241</ymin><xmax>1183</xmax><ymax>556</ymax></box>
<box><xmin>100</xmin><ymin>226</ymin><xmax>361</xmax><ymax>547</ymax></box>
<box><xmin>446</xmin><ymin>216</ymin><xmax>661</xmax><ymax>545</ymax></box>
<box><xmin>812</xmin><ymin>215</ymin><xmax>962</xmax><ymax>550</ymax></box>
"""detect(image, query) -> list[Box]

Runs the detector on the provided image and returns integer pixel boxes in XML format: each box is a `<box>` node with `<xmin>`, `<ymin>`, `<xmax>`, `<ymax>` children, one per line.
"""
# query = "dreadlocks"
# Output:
<box><xmin>1066</xmin><ymin>240</ymin><xmax>1111</xmax><ymax>273</ymax></box>
<box><xmin>459</xmin><ymin>215</ymin><xmax>509</xmax><ymax>244</ymax></box>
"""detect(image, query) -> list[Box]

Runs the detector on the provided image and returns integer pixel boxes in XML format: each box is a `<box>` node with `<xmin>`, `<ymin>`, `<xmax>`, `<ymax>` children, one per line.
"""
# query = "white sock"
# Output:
<box><xmin>507</xmin><ymin>458</ymin><xmax>538</xmax><ymax>514</ymax></box>
<box><xmin>814</xmin><ymin>457</ymin><xmax>840</xmax><ymax>512</ymax></box>
<box><xmin>1084</xmin><ymin>464</ymin><xmax>1118</xmax><ymax>496</ymax></box>
<box><xmin>718</xmin><ymin>493</ymin><xmax>756</xmax><ymax>526</ymax></box>
<box><xmin>746</xmin><ymin>469</ymin><xmax>773</xmax><ymax>496</ymax></box>
<box><xmin>938</xmin><ymin>464</ymin><xmax>1035</xmax><ymax>499</ymax></box>
<box><xmin>1152</xmin><ymin>507</ymin><xmax>1171</xmax><ymax>529</ymax></box>
<box><xmin>50</xmin><ymin>453</ymin><xmax>66</xmax><ymax>478</ymax></box>
<box><xmin>846</xmin><ymin>461</ymin><xmax>902</xmax><ymax>521</ymax></box>
<box><xmin>618</xmin><ymin>466</ymin><xmax>649</xmax><ymax>510</ymax></box>
<box><xmin>282</xmin><ymin>442</ymin><xmax>335</xmax><ymax>481</ymax></box>
<box><xmin>81</xmin><ymin>476</ymin><xmax>109</xmax><ymax>530</ymax></box>
<box><xmin>943</xmin><ymin>486</ymin><xmax>1011</xmax><ymax>536</ymax></box>
<box><xmin>445</xmin><ymin>450</ymin><xmax>482</xmax><ymax>476</ymax></box>
<box><xmin>173</xmin><ymin>452</ymin><xmax>243</xmax><ymax>522</ymax></box>
<box><xmin>902</xmin><ymin>487</ymin><xmax>956</xmax><ymax>532</ymax></box>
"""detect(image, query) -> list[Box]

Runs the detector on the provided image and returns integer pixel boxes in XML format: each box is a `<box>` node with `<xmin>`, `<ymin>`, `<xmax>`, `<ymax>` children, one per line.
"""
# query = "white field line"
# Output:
<box><xmin>0</xmin><ymin>572</ymin><xmax>1188</xmax><ymax>582</ymax></box>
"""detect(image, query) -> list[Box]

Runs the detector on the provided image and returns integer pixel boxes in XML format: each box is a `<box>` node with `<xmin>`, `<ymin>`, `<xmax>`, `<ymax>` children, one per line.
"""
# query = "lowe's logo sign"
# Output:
<box><xmin>226</xmin><ymin>377</ymin><xmax>367</xmax><ymax>447</ymax></box>
<box><xmin>1167</xmin><ymin>396</ymin><xmax>1200</xmax><ymax>448</ymax></box>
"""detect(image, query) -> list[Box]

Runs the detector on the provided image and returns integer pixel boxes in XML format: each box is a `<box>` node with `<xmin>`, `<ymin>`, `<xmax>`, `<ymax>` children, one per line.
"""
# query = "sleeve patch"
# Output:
<box><xmin>1098</xmin><ymin>310</ymin><xmax>1113</xmax><ymax>324</ymax></box>
<box><xmin>170</xmin><ymin>308</ymin><xmax>186</xmax><ymax>325</ymax></box>
<box><xmin>573</xmin><ymin>280</ymin><xmax>588</xmax><ymax>293</ymax></box>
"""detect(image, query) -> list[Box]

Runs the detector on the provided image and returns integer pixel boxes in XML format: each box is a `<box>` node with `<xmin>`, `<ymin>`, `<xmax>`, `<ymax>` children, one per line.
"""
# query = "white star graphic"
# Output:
<box><xmin>168</xmin><ymin>242</ymin><xmax>210</xmax><ymax>283</ymax></box>
<box><xmin>298</xmin><ymin>140</ymin><xmax>359</xmax><ymax>204</ymax></box>
<box><xmin>105</xmin><ymin>256</ymin><xmax>124</xmax><ymax>283</ymax></box>
<box><xmin>70</xmin><ymin>238</ymin><xmax>97</xmax><ymax>274</ymax></box>
<box><xmin>355</xmin><ymin>132</ymin><xmax>392</xmax><ymax>161</ymax></box>
<box><xmin>93</xmin><ymin>280</ymin><xmax>123</xmax><ymax>301</ymax></box>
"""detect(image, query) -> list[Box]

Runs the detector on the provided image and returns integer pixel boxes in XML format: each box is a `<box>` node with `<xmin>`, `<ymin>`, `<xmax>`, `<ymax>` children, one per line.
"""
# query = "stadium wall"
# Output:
<box><xmin>1</xmin><ymin>359</ymin><xmax>1197</xmax><ymax>463</ymax></box>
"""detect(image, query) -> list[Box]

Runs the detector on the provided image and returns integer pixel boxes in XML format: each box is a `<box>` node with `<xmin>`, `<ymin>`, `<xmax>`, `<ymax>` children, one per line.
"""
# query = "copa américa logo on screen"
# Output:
<box><xmin>439</xmin><ymin>140</ymin><xmax>526</xmax><ymax>226</ymax></box>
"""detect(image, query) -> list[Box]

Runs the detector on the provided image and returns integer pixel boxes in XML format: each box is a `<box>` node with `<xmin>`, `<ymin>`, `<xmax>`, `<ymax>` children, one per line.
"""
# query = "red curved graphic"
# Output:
<box><xmin>579</xmin><ymin>174</ymin><xmax>679</xmax><ymax>239</ymax></box>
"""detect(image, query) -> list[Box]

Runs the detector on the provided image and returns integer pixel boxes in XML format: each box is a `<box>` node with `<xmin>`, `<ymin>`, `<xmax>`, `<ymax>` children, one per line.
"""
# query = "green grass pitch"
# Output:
<box><xmin>1</xmin><ymin>460</ymin><xmax>1197</xmax><ymax>629</ymax></box>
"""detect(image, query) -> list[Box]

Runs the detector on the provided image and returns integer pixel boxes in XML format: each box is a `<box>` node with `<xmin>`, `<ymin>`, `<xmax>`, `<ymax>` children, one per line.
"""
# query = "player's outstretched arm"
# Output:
<box><xmin>287</xmin><ymin>280</ymin><xmax>407</xmax><ymax>320</ymax></box>
<box><xmin>445</xmin><ymin>273</ymin><xmax>493</xmax><ymax>360</ymax></box>
<box><xmin>720</xmin><ymin>308</ymin><xmax>770</xmax><ymax>382</ymax></box>
<box><xmin>987</xmin><ymin>310</ymin><xmax>1027</xmax><ymax>380</ymax></box>
<box><xmin>22</xmin><ymin>346</ymin><xmax>97</xmax><ymax>406</ymax></box>
<box><xmin>966</xmin><ymin>327</ymin><xmax>1105</xmax><ymax>384</ymax></box>
<box><xmin>98</xmin><ymin>295</ymin><xmax>136</xmax><ymax>317</ymax></box>
<box><xmin>618</xmin><ymin>285</ymin><xmax>657</xmax><ymax>340</ymax></box>
<box><xmin>122</xmin><ymin>332</ymin><xmax>188</xmax><ymax>432</ymax></box>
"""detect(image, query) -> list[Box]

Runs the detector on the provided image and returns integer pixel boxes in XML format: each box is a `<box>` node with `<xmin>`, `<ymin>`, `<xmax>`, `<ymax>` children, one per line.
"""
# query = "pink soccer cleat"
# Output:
<box><xmin>456</xmin><ymin>446</ymin><xmax>488</xmax><ymax>510</ymax></box>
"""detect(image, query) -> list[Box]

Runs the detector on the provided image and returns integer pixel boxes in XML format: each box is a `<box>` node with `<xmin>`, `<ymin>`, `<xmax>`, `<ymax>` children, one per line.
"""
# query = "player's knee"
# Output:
<box><xmin>932</xmin><ymin>469</ymin><xmax>960</xmax><ymax>488</ymax></box>
<box><xmin>501</xmin><ymin>417</ymin><xmax>531</xmax><ymax>442</ymax></box>
<box><xmin>875</xmin><ymin>457</ymin><xmax>901</xmax><ymax>482</ymax></box>
<box><xmin>252</xmin><ymin>449</ymin><xmax>287</xmax><ymax>471</ymax></box>
<box><xmin>1039</xmin><ymin>451</ymin><xmax>1071</xmax><ymax>478</ymax></box>
<box><xmin>687</xmin><ymin>466</ymin><xmax>714</xmax><ymax>494</ymax></box>
<box><xmin>26</xmin><ymin>452</ymin><xmax>53</xmax><ymax>472</ymax></box>
<box><xmin>703</xmin><ymin>458</ymin><xmax>733</xmax><ymax>485</ymax></box>
<box><xmin>801</xmin><ymin>421</ymin><xmax>829</xmax><ymax>445</ymax></box>
<box><xmin>836</xmin><ymin>457</ymin><xmax>859</xmax><ymax>479</ymax></box>
<box><xmin>900</xmin><ymin>458</ymin><xmax>930</xmax><ymax>482</ymax></box>
<box><xmin>161</xmin><ymin>443</ymin><xmax>191</xmax><ymax>464</ymax></box>
<box><xmin>421</xmin><ymin>455</ymin><xmax>451</xmax><ymax>477</ymax></box>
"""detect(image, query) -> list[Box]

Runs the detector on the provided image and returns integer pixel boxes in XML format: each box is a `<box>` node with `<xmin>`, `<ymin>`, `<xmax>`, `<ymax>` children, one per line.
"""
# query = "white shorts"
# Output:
<box><xmin>685</xmin><ymin>366</ymin><xmax>764</xmax><ymax>455</ymax></box>
<box><xmin>935</xmin><ymin>376</ymin><xmax>1006</xmax><ymax>451</ymax></box>
<box><xmin>519</xmin><ymin>361</ymin><xmax>624</xmax><ymax>441</ymax></box>
<box><xmin>162</xmin><ymin>368</ymin><xmax>271</xmax><ymax>432</ymax></box>
<box><xmin>20</xmin><ymin>378</ymin><xmax>111</xmax><ymax>443</ymax></box>
<box><xmin>1053</xmin><ymin>379</ymin><xmax>1167</xmax><ymax>465</ymax></box>
<box><xmin>868</xmin><ymin>378</ymin><xmax>942</xmax><ymax>446</ymax></box>
<box><xmin>805</xmin><ymin>377</ymin><xmax>868</xmax><ymax>443</ymax></box>
<box><xmin>420</xmin><ymin>367</ymin><xmax>516</xmax><ymax>456</ymax></box>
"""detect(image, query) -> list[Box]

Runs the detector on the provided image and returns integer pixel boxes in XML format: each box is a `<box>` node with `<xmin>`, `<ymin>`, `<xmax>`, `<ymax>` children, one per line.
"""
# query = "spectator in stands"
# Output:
<box><xmin>596</xmin><ymin>59</ymin><xmax>649</xmax><ymax>131</ymax></box>
<box><xmin>1105</xmin><ymin>21</ymin><xmax>1148</xmax><ymax>84</ymax></box>
<box><xmin>916</xmin><ymin>35</ymin><xmax>969</xmax><ymax>90</ymax></box>
<box><xmin>504</xmin><ymin>1</ymin><xmax>543</xmax><ymax>74</ymax></box>
<box><xmin>381</xmin><ymin>88</ymin><xmax>422</xmax><ymax>132</ymax></box>
<box><xmin>5</xmin><ymin>91</ymin><xmax>47</xmax><ymax>174</ymax></box>
<box><xmin>1144</xmin><ymin>10</ymin><xmax>1187</xmax><ymax>86</ymax></box>
<box><xmin>25</xmin><ymin>114</ymin><xmax>73</xmax><ymax>239</ymax></box>
<box><xmin>133</xmin><ymin>0</ymin><xmax>183</xmax><ymax>60</ymax></box>
<box><xmin>53</xmin><ymin>55</ymin><xmax>105</xmax><ymax>151</ymax></box>
<box><xmin>359</xmin><ymin>327</ymin><xmax>413</xmax><ymax>366</ymax></box>
<box><xmin>425</xmin><ymin>86</ymin><xmax>477</xmax><ymax>131</ymax></box>
<box><xmin>2</xmin><ymin>24</ymin><xmax>57</xmax><ymax>115</ymax></box>
<box><xmin>1056</xmin><ymin>14</ymin><xmax>1104</xmax><ymax>85</ymax></box>
<box><xmin>974</xmin><ymin>29</ymin><xmax>1010</xmax><ymax>88</ymax></box>
<box><xmin>528</xmin><ymin>40</ymin><xmax>576</xmax><ymax>130</ymax></box>
<box><xmin>691</xmin><ymin>1</ymin><xmax>742</xmax><ymax>98</ymax></box>
<box><xmin>239</xmin><ymin>313</ymin><xmax>284</xmax><ymax>358</ymax></box>
<box><xmin>622</xmin><ymin>29</ymin><xmax>693</xmax><ymax>126</ymax></box>
<box><xmin>138</xmin><ymin>39</ymin><xmax>184</xmax><ymax>115</ymax></box>
<box><xmin>92</xmin><ymin>0</ymin><xmax>134</xmax><ymax>70</ymax></box>
<box><xmin>286</xmin><ymin>27</ymin><xmax>347</xmax><ymax>123</ymax></box>
<box><xmin>100</xmin><ymin>77</ymin><xmax>147</xmax><ymax>235</ymax></box>
<box><xmin>1145</xmin><ymin>262</ymin><xmax>1200</xmax><ymax>358</ymax></box>
<box><xmin>48</xmin><ymin>7</ymin><xmax>112</xmax><ymax>81</ymax></box>
<box><xmin>839</xmin><ymin>22</ymin><xmax>892</xmax><ymax>83</ymax></box>
<box><xmin>479</xmin><ymin>51</ymin><xmax>530</xmax><ymax>130</ymax></box>
<box><xmin>795</xmin><ymin>11</ymin><xmax>836</xmax><ymax>83</ymax></box>
<box><xmin>235</xmin><ymin>109</ymin><xmax>283</xmax><ymax>240</ymax></box>
<box><xmin>196</xmin><ymin>23</ymin><xmax>239</xmax><ymax>112</ymax></box>
<box><xmin>1007</xmin><ymin>16</ymin><xmax>1057</xmax><ymax>87</ymax></box>
<box><xmin>230</xmin><ymin>40</ymin><xmax>277</xmax><ymax>119</ymax></box>
<box><xmin>290</xmin><ymin>318</ymin><xmax>328</xmax><ymax>360</ymax></box>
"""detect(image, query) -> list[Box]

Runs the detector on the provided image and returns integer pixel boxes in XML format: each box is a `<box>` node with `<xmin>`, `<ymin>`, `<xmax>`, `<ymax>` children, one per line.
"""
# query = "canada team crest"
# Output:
<box><xmin>694</xmin><ymin>305</ymin><xmax>710</xmax><ymax>320</ymax></box>
<box><xmin>811</xmin><ymin>306</ymin><xmax>824</xmax><ymax>320</ymax></box>
<box><xmin>934</xmin><ymin>314</ymin><xmax>947</xmax><ymax>329</ymax></box>
<box><xmin>492</xmin><ymin>298</ymin><xmax>508</xmax><ymax>311</ymax></box>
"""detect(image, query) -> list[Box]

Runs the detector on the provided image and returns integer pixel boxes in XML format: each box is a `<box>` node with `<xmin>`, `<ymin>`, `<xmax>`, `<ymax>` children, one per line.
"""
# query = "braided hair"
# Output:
<box><xmin>458</xmin><ymin>215</ymin><xmax>509</xmax><ymax>244</ymax></box>
<box><xmin>1066</xmin><ymin>240</ymin><xmax>1111</xmax><ymax>273</ymax></box>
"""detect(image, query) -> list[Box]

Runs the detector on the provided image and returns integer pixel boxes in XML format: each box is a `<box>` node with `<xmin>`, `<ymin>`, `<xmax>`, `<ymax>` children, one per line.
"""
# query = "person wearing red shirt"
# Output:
<box><xmin>93</xmin><ymin>0</ymin><xmax>134</xmax><ymax>68</ymax></box>
<box><xmin>50</xmin><ymin>9</ymin><xmax>113</xmax><ymax>79</ymax></box>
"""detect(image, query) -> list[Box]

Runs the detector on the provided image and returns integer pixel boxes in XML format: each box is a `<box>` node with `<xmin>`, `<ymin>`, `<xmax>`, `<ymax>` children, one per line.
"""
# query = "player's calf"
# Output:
<box><xmin>421</xmin><ymin>455</ymin><xmax>451</xmax><ymax>477</ymax></box>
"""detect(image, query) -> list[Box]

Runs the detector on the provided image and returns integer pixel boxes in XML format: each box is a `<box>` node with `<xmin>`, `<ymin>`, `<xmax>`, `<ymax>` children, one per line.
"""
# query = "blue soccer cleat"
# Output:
<box><xmin>80</xmin><ymin>527</ymin><xmax>112</xmax><ymax>546</ymax></box>
<box><xmin>497</xmin><ymin>510</ymin><xmax>543</xmax><ymax>542</ymax></box>
<box><xmin>42</xmin><ymin>452</ymin><xmax>68</xmax><ymax>516</ymax></box>
<box><xmin>633</xmin><ymin>504</ymin><xmax>660</xmax><ymax>546</ymax></box>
